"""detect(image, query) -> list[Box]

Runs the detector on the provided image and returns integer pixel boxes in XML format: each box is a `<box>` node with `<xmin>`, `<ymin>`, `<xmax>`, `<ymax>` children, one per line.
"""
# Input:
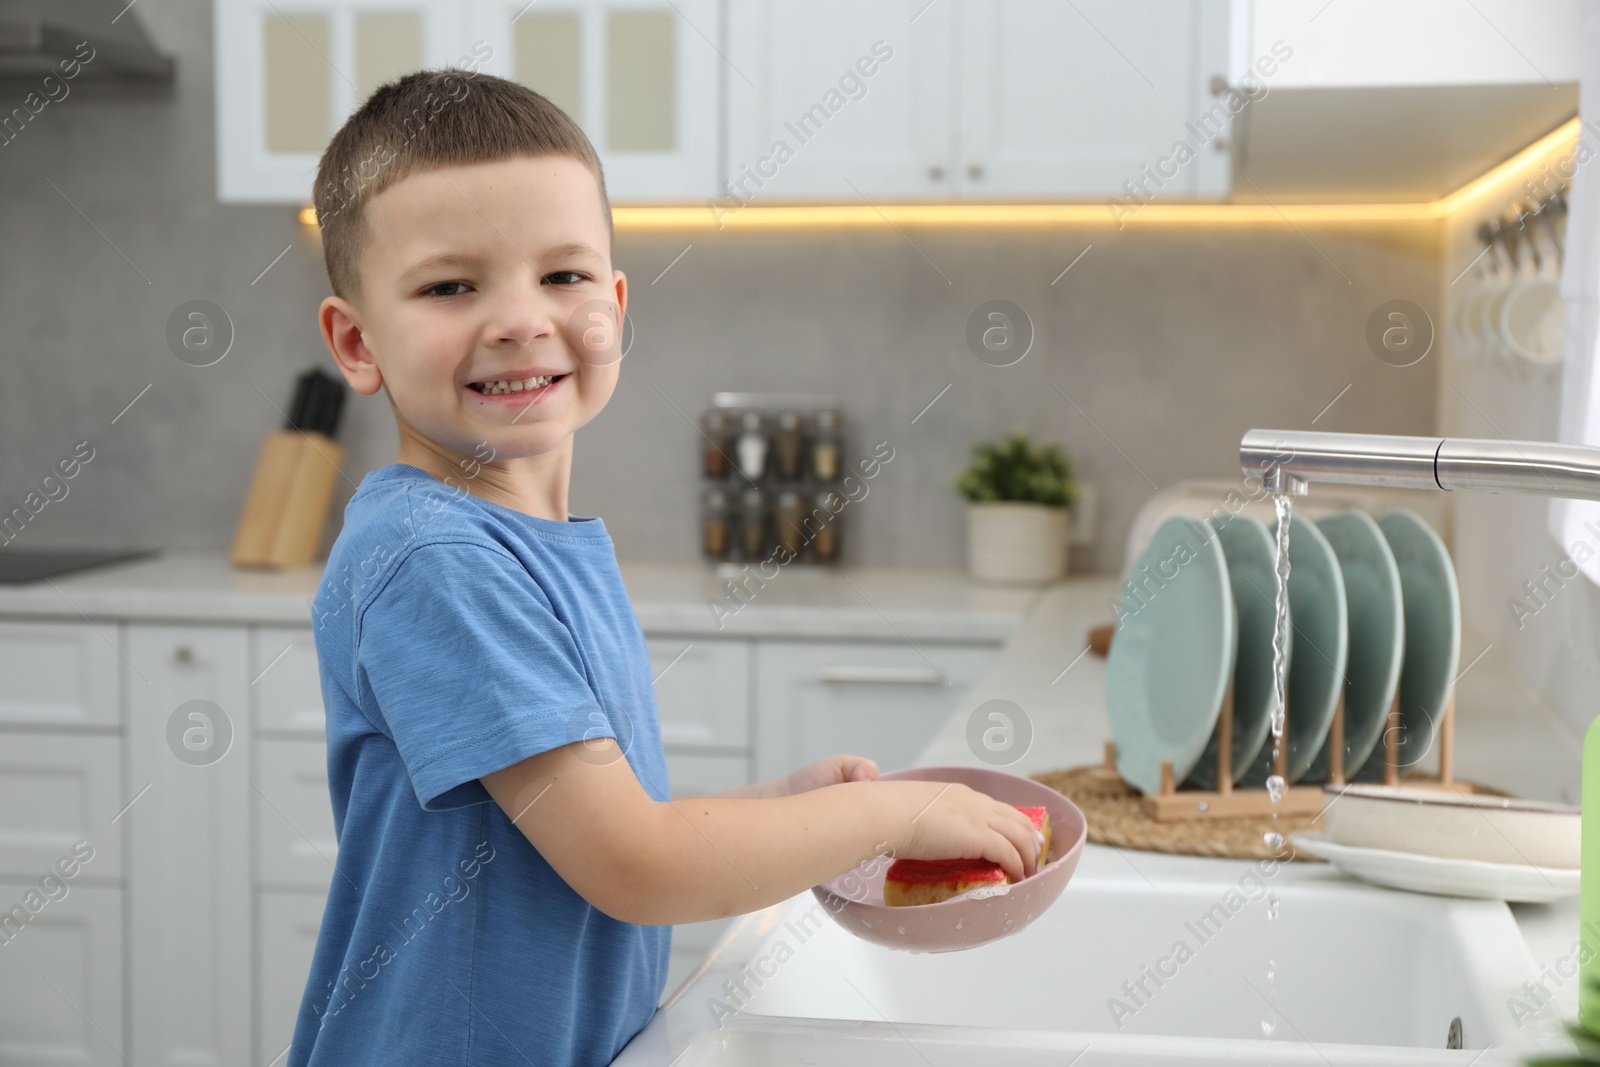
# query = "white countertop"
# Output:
<box><xmin>0</xmin><ymin>552</ymin><xmax>1040</xmax><ymax>641</ymax></box>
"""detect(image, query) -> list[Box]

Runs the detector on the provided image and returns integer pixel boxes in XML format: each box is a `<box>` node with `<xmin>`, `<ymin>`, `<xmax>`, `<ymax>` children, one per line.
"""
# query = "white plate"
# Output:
<box><xmin>1289</xmin><ymin>832</ymin><xmax>1578</xmax><ymax>903</ymax></box>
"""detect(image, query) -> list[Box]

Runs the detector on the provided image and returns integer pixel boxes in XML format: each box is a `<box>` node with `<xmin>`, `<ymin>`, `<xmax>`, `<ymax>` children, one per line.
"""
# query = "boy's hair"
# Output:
<box><xmin>313</xmin><ymin>69</ymin><xmax>612</xmax><ymax>302</ymax></box>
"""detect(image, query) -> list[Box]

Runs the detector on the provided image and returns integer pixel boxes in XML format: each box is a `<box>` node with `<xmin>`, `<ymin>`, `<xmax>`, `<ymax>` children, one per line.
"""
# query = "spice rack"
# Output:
<box><xmin>1116</xmin><ymin>679</ymin><xmax>1458</xmax><ymax>822</ymax></box>
<box><xmin>697</xmin><ymin>392</ymin><xmax>847</xmax><ymax>572</ymax></box>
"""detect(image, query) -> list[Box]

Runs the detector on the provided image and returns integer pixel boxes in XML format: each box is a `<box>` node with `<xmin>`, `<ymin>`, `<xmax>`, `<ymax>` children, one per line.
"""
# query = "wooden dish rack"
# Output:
<box><xmin>1121</xmin><ymin>678</ymin><xmax>1458</xmax><ymax>822</ymax></box>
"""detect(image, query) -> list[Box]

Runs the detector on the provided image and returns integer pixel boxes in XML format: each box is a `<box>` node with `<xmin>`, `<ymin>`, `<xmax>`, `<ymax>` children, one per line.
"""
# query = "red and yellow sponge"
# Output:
<box><xmin>883</xmin><ymin>805</ymin><xmax>1051</xmax><ymax>907</ymax></box>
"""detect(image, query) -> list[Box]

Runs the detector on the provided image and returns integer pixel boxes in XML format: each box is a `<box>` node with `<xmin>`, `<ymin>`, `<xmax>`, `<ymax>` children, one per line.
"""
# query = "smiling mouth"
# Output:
<box><xmin>468</xmin><ymin>374</ymin><xmax>570</xmax><ymax>396</ymax></box>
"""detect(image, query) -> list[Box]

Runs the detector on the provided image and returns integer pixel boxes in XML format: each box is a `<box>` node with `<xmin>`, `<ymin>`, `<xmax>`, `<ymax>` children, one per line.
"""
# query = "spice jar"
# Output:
<box><xmin>736</xmin><ymin>411</ymin><xmax>770</xmax><ymax>481</ymax></box>
<box><xmin>811</xmin><ymin>488</ymin><xmax>843</xmax><ymax>562</ymax></box>
<box><xmin>774</xmin><ymin>411</ymin><xmax>805</xmax><ymax>481</ymax></box>
<box><xmin>774</xmin><ymin>488</ymin><xmax>806</xmax><ymax>558</ymax></box>
<box><xmin>738</xmin><ymin>487</ymin><xmax>767</xmax><ymax>559</ymax></box>
<box><xmin>810</xmin><ymin>409</ymin><xmax>842</xmax><ymax>482</ymax></box>
<box><xmin>700</xmin><ymin>487</ymin><xmax>731</xmax><ymax>560</ymax></box>
<box><xmin>700</xmin><ymin>409</ymin><xmax>733</xmax><ymax>479</ymax></box>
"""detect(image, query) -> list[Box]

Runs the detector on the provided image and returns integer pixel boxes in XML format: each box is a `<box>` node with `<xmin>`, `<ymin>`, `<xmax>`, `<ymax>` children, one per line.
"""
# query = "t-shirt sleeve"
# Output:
<box><xmin>355</xmin><ymin>540</ymin><xmax>613</xmax><ymax>811</ymax></box>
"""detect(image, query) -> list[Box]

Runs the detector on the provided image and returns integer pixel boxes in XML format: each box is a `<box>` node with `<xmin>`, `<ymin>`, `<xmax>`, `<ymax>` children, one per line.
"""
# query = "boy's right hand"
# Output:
<box><xmin>881</xmin><ymin>780</ymin><xmax>1042</xmax><ymax>884</ymax></box>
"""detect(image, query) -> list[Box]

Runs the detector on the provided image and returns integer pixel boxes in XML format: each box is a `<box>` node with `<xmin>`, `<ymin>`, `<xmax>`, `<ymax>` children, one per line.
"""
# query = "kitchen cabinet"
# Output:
<box><xmin>215</xmin><ymin>0</ymin><xmax>720</xmax><ymax>203</ymax></box>
<box><xmin>125</xmin><ymin>625</ymin><xmax>252</xmax><ymax>1067</ymax></box>
<box><xmin>724</xmin><ymin>0</ymin><xmax>1231</xmax><ymax>201</ymax></box>
<box><xmin>753</xmin><ymin>639</ymin><xmax>998</xmax><ymax>781</ymax></box>
<box><xmin>256</xmin><ymin>890</ymin><xmax>326</xmax><ymax>1067</ymax></box>
<box><xmin>0</xmin><ymin>884</ymin><xmax>124</xmax><ymax>1067</ymax></box>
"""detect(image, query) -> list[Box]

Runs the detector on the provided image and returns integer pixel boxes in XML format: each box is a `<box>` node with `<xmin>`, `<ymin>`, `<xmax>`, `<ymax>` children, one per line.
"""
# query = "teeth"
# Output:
<box><xmin>471</xmin><ymin>375</ymin><xmax>559</xmax><ymax>395</ymax></box>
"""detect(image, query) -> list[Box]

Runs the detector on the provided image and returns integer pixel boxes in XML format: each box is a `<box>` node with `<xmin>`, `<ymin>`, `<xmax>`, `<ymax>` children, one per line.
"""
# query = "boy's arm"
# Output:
<box><xmin>688</xmin><ymin>753</ymin><xmax>880</xmax><ymax>800</ymax></box>
<box><xmin>480</xmin><ymin>739</ymin><xmax>1037</xmax><ymax>926</ymax></box>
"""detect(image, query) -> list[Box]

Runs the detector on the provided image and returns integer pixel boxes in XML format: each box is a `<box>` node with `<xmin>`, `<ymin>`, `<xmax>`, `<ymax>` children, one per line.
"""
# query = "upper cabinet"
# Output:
<box><xmin>723</xmin><ymin>0</ymin><xmax>1232</xmax><ymax>201</ymax></box>
<box><xmin>215</xmin><ymin>0</ymin><xmax>719</xmax><ymax>203</ymax></box>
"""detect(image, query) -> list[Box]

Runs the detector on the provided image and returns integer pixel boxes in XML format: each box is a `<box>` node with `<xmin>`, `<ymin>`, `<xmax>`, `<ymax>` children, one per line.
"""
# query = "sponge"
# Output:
<box><xmin>882</xmin><ymin>805</ymin><xmax>1051</xmax><ymax>907</ymax></box>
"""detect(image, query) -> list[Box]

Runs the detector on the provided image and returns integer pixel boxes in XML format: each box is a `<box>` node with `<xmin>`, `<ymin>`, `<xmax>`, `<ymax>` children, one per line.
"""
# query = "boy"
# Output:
<box><xmin>291</xmin><ymin>69</ymin><xmax>1039</xmax><ymax>1066</ymax></box>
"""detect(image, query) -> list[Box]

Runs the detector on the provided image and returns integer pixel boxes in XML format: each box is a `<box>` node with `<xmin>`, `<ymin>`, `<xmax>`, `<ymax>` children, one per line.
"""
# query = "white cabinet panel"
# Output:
<box><xmin>252</xmin><ymin>626</ymin><xmax>326</xmax><ymax>736</ymax></box>
<box><xmin>957</xmin><ymin>0</ymin><xmax>1227</xmax><ymax>197</ymax></box>
<box><xmin>754</xmin><ymin>640</ymin><xmax>998</xmax><ymax>781</ymax></box>
<box><xmin>647</xmin><ymin>637</ymin><xmax>750</xmax><ymax>750</ymax></box>
<box><xmin>256</xmin><ymin>740</ymin><xmax>338</xmax><ymax>892</ymax></box>
<box><xmin>257</xmin><ymin>891</ymin><xmax>326</xmax><ymax>1067</ymax></box>
<box><xmin>0</xmin><ymin>884</ymin><xmax>124</xmax><ymax>1067</ymax></box>
<box><xmin>725</xmin><ymin>0</ymin><xmax>954</xmax><ymax>199</ymax></box>
<box><xmin>663</xmin><ymin>750</ymin><xmax>749</xmax><ymax>797</ymax></box>
<box><xmin>126</xmin><ymin>625</ymin><xmax>252</xmax><ymax>1067</ymax></box>
<box><xmin>0</xmin><ymin>735</ymin><xmax>122</xmax><ymax>880</ymax></box>
<box><xmin>0</xmin><ymin>621</ymin><xmax>119</xmax><ymax>729</ymax></box>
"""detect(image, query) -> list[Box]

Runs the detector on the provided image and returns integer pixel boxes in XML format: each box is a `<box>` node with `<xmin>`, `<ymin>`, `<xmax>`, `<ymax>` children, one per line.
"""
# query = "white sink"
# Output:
<box><xmin>734</xmin><ymin>875</ymin><xmax>1518</xmax><ymax>1048</ymax></box>
<box><xmin>617</xmin><ymin>852</ymin><xmax>1569</xmax><ymax>1066</ymax></box>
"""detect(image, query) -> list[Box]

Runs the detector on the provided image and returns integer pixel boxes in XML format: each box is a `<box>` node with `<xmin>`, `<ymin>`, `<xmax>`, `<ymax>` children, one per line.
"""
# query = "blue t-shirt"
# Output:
<box><xmin>288</xmin><ymin>463</ymin><xmax>670</xmax><ymax>1067</ymax></box>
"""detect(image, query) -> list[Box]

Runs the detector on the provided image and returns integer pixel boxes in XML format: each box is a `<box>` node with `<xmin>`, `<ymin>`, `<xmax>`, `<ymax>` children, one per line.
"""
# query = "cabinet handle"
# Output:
<box><xmin>966</xmin><ymin>162</ymin><xmax>984</xmax><ymax>180</ymax></box>
<box><xmin>1209</xmin><ymin>74</ymin><xmax>1229</xmax><ymax>96</ymax></box>
<box><xmin>927</xmin><ymin>164</ymin><xmax>945</xmax><ymax>181</ymax></box>
<box><xmin>175</xmin><ymin>645</ymin><xmax>194</xmax><ymax>664</ymax></box>
<box><xmin>819</xmin><ymin>665</ymin><xmax>945</xmax><ymax>685</ymax></box>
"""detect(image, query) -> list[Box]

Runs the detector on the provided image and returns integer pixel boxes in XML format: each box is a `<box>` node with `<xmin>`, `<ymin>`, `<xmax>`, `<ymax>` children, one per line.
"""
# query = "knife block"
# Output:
<box><xmin>231</xmin><ymin>429</ymin><xmax>342</xmax><ymax>569</ymax></box>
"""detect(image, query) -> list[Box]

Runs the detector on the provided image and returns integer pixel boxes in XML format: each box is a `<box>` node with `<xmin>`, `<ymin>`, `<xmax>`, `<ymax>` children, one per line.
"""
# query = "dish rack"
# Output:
<box><xmin>1112</xmin><ymin>681</ymin><xmax>1458</xmax><ymax>822</ymax></box>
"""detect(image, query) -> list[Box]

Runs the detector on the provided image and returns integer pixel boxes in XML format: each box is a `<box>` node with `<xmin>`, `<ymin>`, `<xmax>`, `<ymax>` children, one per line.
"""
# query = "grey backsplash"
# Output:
<box><xmin>0</xmin><ymin>0</ymin><xmax>1441</xmax><ymax>574</ymax></box>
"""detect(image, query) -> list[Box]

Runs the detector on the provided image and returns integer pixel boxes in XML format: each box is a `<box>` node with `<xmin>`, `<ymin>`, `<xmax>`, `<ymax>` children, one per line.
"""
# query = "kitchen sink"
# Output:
<box><xmin>620</xmin><ymin>851</ymin><xmax>1566</xmax><ymax>1065</ymax></box>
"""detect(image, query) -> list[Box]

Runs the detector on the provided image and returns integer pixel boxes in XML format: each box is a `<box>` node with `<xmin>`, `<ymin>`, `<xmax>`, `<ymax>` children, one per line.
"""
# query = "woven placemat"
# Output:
<box><xmin>1030</xmin><ymin>764</ymin><xmax>1511</xmax><ymax>862</ymax></box>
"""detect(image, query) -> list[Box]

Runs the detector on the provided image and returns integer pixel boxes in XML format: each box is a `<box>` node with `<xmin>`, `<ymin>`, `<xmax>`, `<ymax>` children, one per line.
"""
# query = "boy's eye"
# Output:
<box><xmin>423</xmin><ymin>281</ymin><xmax>470</xmax><ymax>298</ymax></box>
<box><xmin>544</xmin><ymin>271</ymin><xmax>587</xmax><ymax>285</ymax></box>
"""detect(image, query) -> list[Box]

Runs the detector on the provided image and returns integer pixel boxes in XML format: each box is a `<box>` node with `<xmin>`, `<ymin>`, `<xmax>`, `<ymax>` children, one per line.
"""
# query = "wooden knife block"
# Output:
<box><xmin>231</xmin><ymin>430</ymin><xmax>342</xmax><ymax>569</ymax></box>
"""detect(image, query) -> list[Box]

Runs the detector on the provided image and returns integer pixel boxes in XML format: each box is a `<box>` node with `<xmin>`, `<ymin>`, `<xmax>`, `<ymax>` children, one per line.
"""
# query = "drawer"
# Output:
<box><xmin>0</xmin><ymin>883</ymin><xmax>123</xmax><ymax>1067</ymax></box>
<box><xmin>754</xmin><ymin>639</ymin><xmax>999</xmax><ymax>781</ymax></box>
<box><xmin>646</xmin><ymin>637</ymin><xmax>749</xmax><ymax>750</ymax></box>
<box><xmin>252</xmin><ymin>626</ymin><xmax>325</xmax><ymax>736</ymax></box>
<box><xmin>664</xmin><ymin>750</ymin><xmax>750</xmax><ymax>797</ymax></box>
<box><xmin>0</xmin><ymin>734</ymin><xmax>122</xmax><ymax>879</ymax></box>
<box><xmin>255</xmin><ymin>739</ymin><xmax>337</xmax><ymax>891</ymax></box>
<box><xmin>256</xmin><ymin>890</ymin><xmax>325</xmax><ymax>1067</ymax></box>
<box><xmin>0</xmin><ymin>621</ymin><xmax>119</xmax><ymax>728</ymax></box>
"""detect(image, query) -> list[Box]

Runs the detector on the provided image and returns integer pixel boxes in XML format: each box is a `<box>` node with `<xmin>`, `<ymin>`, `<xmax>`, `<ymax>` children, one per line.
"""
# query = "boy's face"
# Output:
<box><xmin>321</xmin><ymin>155</ymin><xmax>625</xmax><ymax>468</ymax></box>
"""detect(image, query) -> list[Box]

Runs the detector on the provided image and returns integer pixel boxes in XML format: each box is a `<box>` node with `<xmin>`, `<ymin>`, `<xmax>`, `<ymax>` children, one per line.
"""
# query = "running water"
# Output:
<box><xmin>1260</xmin><ymin>491</ymin><xmax>1295</xmax><ymax>1039</ymax></box>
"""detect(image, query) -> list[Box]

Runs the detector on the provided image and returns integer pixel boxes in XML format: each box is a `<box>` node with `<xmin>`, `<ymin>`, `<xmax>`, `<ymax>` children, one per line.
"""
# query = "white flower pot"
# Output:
<box><xmin>965</xmin><ymin>501</ymin><xmax>1069</xmax><ymax>584</ymax></box>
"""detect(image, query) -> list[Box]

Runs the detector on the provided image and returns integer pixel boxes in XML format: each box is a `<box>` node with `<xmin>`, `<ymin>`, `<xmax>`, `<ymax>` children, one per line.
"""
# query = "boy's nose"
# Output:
<box><xmin>485</xmin><ymin>289</ymin><xmax>558</xmax><ymax>348</ymax></box>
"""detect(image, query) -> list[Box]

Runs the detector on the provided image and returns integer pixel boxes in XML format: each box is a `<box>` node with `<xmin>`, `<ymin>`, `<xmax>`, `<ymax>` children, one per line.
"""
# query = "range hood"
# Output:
<box><xmin>0</xmin><ymin>0</ymin><xmax>173</xmax><ymax>82</ymax></box>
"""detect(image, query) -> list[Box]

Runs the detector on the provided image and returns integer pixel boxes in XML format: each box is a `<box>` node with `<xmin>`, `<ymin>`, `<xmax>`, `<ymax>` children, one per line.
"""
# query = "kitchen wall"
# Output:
<box><xmin>0</xmin><ymin>0</ymin><xmax>1442</xmax><ymax>574</ymax></box>
<box><xmin>1439</xmin><ymin>125</ymin><xmax>1598</xmax><ymax>745</ymax></box>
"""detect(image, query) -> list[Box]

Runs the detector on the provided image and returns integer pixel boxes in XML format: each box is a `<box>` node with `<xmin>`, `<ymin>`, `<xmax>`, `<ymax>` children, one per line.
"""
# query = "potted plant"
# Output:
<box><xmin>954</xmin><ymin>430</ymin><xmax>1079</xmax><ymax>584</ymax></box>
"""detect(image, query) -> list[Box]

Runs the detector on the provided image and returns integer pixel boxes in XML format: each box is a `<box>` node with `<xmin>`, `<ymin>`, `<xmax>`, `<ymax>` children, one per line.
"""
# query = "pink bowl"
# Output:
<box><xmin>810</xmin><ymin>765</ymin><xmax>1087</xmax><ymax>952</ymax></box>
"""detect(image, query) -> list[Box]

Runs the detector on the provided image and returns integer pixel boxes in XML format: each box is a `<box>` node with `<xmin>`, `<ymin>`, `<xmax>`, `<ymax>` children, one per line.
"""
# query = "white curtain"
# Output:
<box><xmin>1549</xmin><ymin>0</ymin><xmax>1600</xmax><ymax>579</ymax></box>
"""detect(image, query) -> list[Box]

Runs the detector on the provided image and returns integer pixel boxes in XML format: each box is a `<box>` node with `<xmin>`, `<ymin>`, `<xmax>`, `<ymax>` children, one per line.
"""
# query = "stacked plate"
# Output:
<box><xmin>1106</xmin><ymin>506</ymin><xmax>1460</xmax><ymax>798</ymax></box>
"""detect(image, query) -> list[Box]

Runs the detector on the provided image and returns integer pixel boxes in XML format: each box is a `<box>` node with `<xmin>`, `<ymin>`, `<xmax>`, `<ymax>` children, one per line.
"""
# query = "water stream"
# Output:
<box><xmin>1260</xmin><ymin>491</ymin><xmax>1295</xmax><ymax>1037</ymax></box>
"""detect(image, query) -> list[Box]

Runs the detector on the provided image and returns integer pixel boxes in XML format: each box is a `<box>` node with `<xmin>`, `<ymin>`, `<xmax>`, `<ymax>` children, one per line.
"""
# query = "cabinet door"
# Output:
<box><xmin>257</xmin><ymin>891</ymin><xmax>326</xmax><ymax>1067</ymax></box>
<box><xmin>216</xmin><ymin>2</ymin><xmax>469</xmax><ymax>202</ymax></box>
<box><xmin>255</xmin><ymin>740</ymin><xmax>339</xmax><ymax>892</ymax></box>
<box><xmin>647</xmin><ymin>636</ymin><xmax>750</xmax><ymax>750</ymax></box>
<box><xmin>956</xmin><ymin>0</ymin><xmax>1231</xmax><ymax>197</ymax></box>
<box><xmin>125</xmin><ymin>626</ymin><xmax>251</xmax><ymax>1067</ymax></box>
<box><xmin>0</xmin><ymin>884</ymin><xmax>123</xmax><ymax>1067</ymax></box>
<box><xmin>754</xmin><ymin>640</ymin><xmax>998</xmax><ymax>781</ymax></box>
<box><xmin>252</xmin><ymin>626</ymin><xmax>325</xmax><ymax>736</ymax></box>
<box><xmin>0</xmin><ymin>734</ymin><xmax>123</xmax><ymax>880</ymax></box>
<box><xmin>0</xmin><ymin>621</ymin><xmax>119</xmax><ymax>729</ymax></box>
<box><xmin>663</xmin><ymin>750</ymin><xmax>749</xmax><ymax>797</ymax></box>
<box><xmin>725</xmin><ymin>0</ymin><xmax>955</xmax><ymax>199</ymax></box>
<box><xmin>463</xmin><ymin>0</ymin><xmax>720</xmax><ymax>199</ymax></box>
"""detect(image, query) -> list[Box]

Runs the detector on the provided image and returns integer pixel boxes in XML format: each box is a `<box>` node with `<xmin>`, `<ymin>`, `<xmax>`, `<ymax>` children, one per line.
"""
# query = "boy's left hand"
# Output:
<box><xmin>782</xmin><ymin>753</ymin><xmax>878</xmax><ymax>796</ymax></box>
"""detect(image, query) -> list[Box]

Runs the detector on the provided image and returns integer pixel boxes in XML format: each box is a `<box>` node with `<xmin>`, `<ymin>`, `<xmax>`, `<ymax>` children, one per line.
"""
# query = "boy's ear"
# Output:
<box><xmin>320</xmin><ymin>295</ymin><xmax>384</xmax><ymax>397</ymax></box>
<box><xmin>611</xmin><ymin>269</ymin><xmax>627</xmax><ymax>325</ymax></box>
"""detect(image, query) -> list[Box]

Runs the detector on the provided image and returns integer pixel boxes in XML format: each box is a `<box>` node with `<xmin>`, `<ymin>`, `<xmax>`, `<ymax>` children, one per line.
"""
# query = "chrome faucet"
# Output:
<box><xmin>1240</xmin><ymin>428</ymin><xmax>1600</xmax><ymax>501</ymax></box>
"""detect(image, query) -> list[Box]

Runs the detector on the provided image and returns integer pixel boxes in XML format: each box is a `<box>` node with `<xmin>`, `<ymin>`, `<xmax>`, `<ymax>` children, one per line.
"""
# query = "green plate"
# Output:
<box><xmin>1185</xmin><ymin>512</ymin><xmax>1283</xmax><ymax>790</ymax></box>
<box><xmin>1354</xmin><ymin>510</ymin><xmax>1460</xmax><ymax>780</ymax></box>
<box><xmin>1302</xmin><ymin>510</ymin><xmax>1404</xmax><ymax>784</ymax></box>
<box><xmin>1239</xmin><ymin>513</ymin><xmax>1348</xmax><ymax>786</ymax></box>
<box><xmin>1107</xmin><ymin>516</ymin><xmax>1237</xmax><ymax>796</ymax></box>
